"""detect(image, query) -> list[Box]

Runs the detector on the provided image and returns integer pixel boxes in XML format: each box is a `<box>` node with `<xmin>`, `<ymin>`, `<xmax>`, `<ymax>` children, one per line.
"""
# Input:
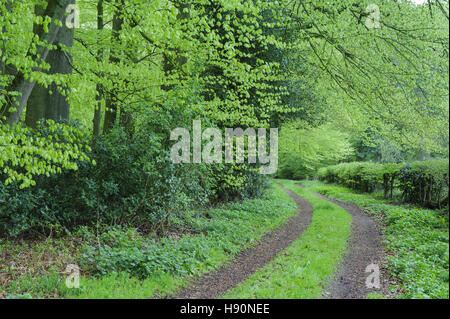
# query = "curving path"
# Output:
<box><xmin>171</xmin><ymin>185</ymin><xmax>313</xmax><ymax>299</ymax></box>
<box><xmin>310</xmin><ymin>191</ymin><xmax>393</xmax><ymax>299</ymax></box>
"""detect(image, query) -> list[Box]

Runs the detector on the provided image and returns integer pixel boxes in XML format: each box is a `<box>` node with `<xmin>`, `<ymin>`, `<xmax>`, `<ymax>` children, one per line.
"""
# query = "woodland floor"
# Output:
<box><xmin>171</xmin><ymin>185</ymin><xmax>313</xmax><ymax>299</ymax></box>
<box><xmin>171</xmin><ymin>184</ymin><xmax>390</xmax><ymax>299</ymax></box>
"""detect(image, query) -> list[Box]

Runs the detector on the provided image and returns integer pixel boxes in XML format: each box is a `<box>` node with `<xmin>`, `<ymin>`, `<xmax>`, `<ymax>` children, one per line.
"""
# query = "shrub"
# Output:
<box><xmin>381</xmin><ymin>163</ymin><xmax>404</xmax><ymax>199</ymax></box>
<box><xmin>318</xmin><ymin>162</ymin><xmax>384</xmax><ymax>193</ymax></box>
<box><xmin>0</xmin><ymin>122</ymin><xmax>270</xmax><ymax>237</ymax></box>
<box><xmin>398</xmin><ymin>159</ymin><xmax>449</xmax><ymax>208</ymax></box>
<box><xmin>318</xmin><ymin>159</ymin><xmax>449</xmax><ymax>207</ymax></box>
<box><xmin>211</xmin><ymin>164</ymin><xmax>269</xmax><ymax>202</ymax></box>
<box><xmin>0</xmin><ymin>126</ymin><xmax>217</xmax><ymax>237</ymax></box>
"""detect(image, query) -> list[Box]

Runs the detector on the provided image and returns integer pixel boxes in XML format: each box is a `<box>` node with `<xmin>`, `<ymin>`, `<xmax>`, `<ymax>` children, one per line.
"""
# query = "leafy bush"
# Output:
<box><xmin>0</xmin><ymin>124</ymin><xmax>217</xmax><ymax>237</ymax></box>
<box><xmin>318</xmin><ymin>162</ymin><xmax>384</xmax><ymax>193</ymax></box>
<box><xmin>380</xmin><ymin>163</ymin><xmax>404</xmax><ymax>199</ymax></box>
<box><xmin>318</xmin><ymin>159</ymin><xmax>449</xmax><ymax>207</ymax></box>
<box><xmin>398</xmin><ymin>159</ymin><xmax>449</xmax><ymax>208</ymax></box>
<box><xmin>212</xmin><ymin>164</ymin><xmax>270</xmax><ymax>201</ymax></box>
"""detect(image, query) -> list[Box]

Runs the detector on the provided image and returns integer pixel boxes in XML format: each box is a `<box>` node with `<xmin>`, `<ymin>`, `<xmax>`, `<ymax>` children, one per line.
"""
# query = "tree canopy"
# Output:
<box><xmin>0</xmin><ymin>0</ymin><xmax>448</xmax><ymax>188</ymax></box>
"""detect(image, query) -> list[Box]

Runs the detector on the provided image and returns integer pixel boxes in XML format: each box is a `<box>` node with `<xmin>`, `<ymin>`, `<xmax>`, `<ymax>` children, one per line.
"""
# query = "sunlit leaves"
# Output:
<box><xmin>287</xmin><ymin>0</ymin><xmax>449</xmax><ymax>154</ymax></box>
<box><xmin>0</xmin><ymin>121</ymin><xmax>92</xmax><ymax>188</ymax></box>
<box><xmin>278</xmin><ymin>120</ymin><xmax>354</xmax><ymax>179</ymax></box>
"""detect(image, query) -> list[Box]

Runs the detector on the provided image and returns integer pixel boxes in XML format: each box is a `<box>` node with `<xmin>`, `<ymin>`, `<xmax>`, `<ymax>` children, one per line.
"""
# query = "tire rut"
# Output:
<box><xmin>309</xmin><ymin>191</ymin><xmax>393</xmax><ymax>299</ymax></box>
<box><xmin>169</xmin><ymin>185</ymin><xmax>313</xmax><ymax>299</ymax></box>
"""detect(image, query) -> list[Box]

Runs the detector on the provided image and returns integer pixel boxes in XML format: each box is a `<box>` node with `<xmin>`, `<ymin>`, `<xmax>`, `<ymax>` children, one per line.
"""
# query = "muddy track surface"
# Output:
<box><xmin>310</xmin><ymin>191</ymin><xmax>393</xmax><ymax>299</ymax></box>
<box><xmin>170</xmin><ymin>185</ymin><xmax>313</xmax><ymax>299</ymax></box>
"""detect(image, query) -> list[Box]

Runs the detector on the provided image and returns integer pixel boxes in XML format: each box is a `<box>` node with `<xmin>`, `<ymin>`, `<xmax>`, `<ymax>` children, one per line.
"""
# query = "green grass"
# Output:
<box><xmin>222</xmin><ymin>179</ymin><xmax>352</xmax><ymax>299</ymax></box>
<box><xmin>300</xmin><ymin>180</ymin><xmax>449</xmax><ymax>299</ymax></box>
<box><xmin>65</xmin><ymin>272</ymin><xmax>181</xmax><ymax>299</ymax></box>
<box><xmin>366</xmin><ymin>292</ymin><xmax>384</xmax><ymax>299</ymax></box>
<box><xmin>2</xmin><ymin>182</ymin><xmax>298</xmax><ymax>299</ymax></box>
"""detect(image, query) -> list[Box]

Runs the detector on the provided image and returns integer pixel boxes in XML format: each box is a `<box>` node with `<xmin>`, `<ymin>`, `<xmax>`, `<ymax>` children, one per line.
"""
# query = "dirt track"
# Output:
<box><xmin>312</xmin><ymin>192</ymin><xmax>394</xmax><ymax>299</ymax></box>
<box><xmin>171</xmin><ymin>186</ymin><xmax>313</xmax><ymax>299</ymax></box>
<box><xmin>169</xmin><ymin>184</ymin><xmax>393</xmax><ymax>299</ymax></box>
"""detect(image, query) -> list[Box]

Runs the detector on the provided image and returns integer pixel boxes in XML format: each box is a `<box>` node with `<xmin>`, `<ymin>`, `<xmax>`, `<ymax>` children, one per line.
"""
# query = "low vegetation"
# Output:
<box><xmin>318</xmin><ymin>160</ymin><xmax>449</xmax><ymax>208</ymax></box>
<box><xmin>301</xmin><ymin>180</ymin><xmax>449</xmax><ymax>299</ymax></box>
<box><xmin>223</xmin><ymin>180</ymin><xmax>352</xmax><ymax>299</ymax></box>
<box><xmin>0</xmin><ymin>184</ymin><xmax>297</xmax><ymax>298</ymax></box>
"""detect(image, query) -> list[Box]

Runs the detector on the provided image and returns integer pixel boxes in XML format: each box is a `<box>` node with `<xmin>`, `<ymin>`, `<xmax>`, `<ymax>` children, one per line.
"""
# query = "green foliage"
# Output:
<box><xmin>302</xmin><ymin>180</ymin><xmax>449</xmax><ymax>299</ymax></box>
<box><xmin>0</xmin><ymin>0</ymin><xmax>448</xmax><ymax>300</ymax></box>
<box><xmin>380</xmin><ymin>163</ymin><xmax>404</xmax><ymax>199</ymax></box>
<box><xmin>278</xmin><ymin>121</ymin><xmax>354</xmax><ymax>179</ymax></box>
<box><xmin>78</xmin><ymin>227</ymin><xmax>214</xmax><ymax>279</ymax></box>
<box><xmin>0</xmin><ymin>0</ymin><xmax>291</xmax><ymax>188</ymax></box>
<box><xmin>318</xmin><ymin>159</ymin><xmax>449</xmax><ymax>207</ymax></box>
<box><xmin>287</xmin><ymin>0</ymin><xmax>449</xmax><ymax>154</ymax></box>
<box><xmin>1</xmin><ymin>0</ymin><xmax>448</xmax><ymax>194</ymax></box>
<box><xmin>0</xmin><ymin>120</ymin><xmax>92</xmax><ymax>189</ymax></box>
<box><xmin>385</xmin><ymin>208</ymin><xmax>449</xmax><ymax>299</ymax></box>
<box><xmin>76</xmin><ymin>184</ymin><xmax>296</xmax><ymax>280</ymax></box>
<box><xmin>398</xmin><ymin>159</ymin><xmax>449</xmax><ymax>208</ymax></box>
<box><xmin>0</xmin><ymin>123</ymin><xmax>215</xmax><ymax>236</ymax></box>
<box><xmin>0</xmin><ymin>108</ymin><xmax>273</xmax><ymax>237</ymax></box>
<box><xmin>212</xmin><ymin>163</ymin><xmax>269</xmax><ymax>201</ymax></box>
<box><xmin>64</xmin><ymin>272</ymin><xmax>181</xmax><ymax>299</ymax></box>
<box><xmin>318</xmin><ymin>161</ymin><xmax>385</xmax><ymax>193</ymax></box>
<box><xmin>366</xmin><ymin>292</ymin><xmax>384</xmax><ymax>299</ymax></box>
<box><xmin>6</xmin><ymin>270</ymin><xmax>73</xmax><ymax>298</ymax></box>
<box><xmin>192</xmin><ymin>0</ymin><xmax>291</xmax><ymax>128</ymax></box>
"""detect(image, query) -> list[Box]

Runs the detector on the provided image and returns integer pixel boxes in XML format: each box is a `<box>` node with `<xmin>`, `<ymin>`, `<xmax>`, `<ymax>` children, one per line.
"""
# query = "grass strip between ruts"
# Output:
<box><xmin>222</xmin><ymin>179</ymin><xmax>352</xmax><ymax>299</ymax></box>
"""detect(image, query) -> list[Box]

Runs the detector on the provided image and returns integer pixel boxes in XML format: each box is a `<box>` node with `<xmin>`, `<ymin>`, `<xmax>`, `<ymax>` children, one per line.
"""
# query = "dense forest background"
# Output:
<box><xmin>0</xmin><ymin>0</ymin><xmax>448</xmax><ymax>237</ymax></box>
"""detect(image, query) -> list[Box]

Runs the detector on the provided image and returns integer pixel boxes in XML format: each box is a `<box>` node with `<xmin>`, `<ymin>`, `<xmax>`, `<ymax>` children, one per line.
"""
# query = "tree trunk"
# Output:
<box><xmin>25</xmin><ymin>0</ymin><xmax>75</xmax><ymax>127</ymax></box>
<box><xmin>103</xmin><ymin>0</ymin><xmax>124</xmax><ymax>133</ymax></box>
<box><xmin>93</xmin><ymin>0</ymin><xmax>104</xmax><ymax>137</ymax></box>
<box><xmin>0</xmin><ymin>0</ymin><xmax>72</xmax><ymax>126</ymax></box>
<box><xmin>390</xmin><ymin>176</ymin><xmax>395</xmax><ymax>199</ymax></box>
<box><xmin>383</xmin><ymin>174</ymin><xmax>388</xmax><ymax>199</ymax></box>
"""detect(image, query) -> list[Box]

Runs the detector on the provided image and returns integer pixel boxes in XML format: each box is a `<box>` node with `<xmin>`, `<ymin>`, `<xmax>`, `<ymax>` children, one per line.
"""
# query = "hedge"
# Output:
<box><xmin>318</xmin><ymin>159</ymin><xmax>449</xmax><ymax>208</ymax></box>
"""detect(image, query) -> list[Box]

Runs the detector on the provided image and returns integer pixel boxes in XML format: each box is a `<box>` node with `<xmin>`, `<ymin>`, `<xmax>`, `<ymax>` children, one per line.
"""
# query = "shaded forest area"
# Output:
<box><xmin>0</xmin><ymin>0</ymin><xmax>448</xmax><ymax>300</ymax></box>
<box><xmin>1</xmin><ymin>0</ymin><xmax>447</xmax><ymax>237</ymax></box>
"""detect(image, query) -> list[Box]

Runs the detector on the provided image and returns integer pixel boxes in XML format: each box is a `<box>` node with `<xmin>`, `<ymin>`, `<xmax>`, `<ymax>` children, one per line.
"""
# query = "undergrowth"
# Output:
<box><xmin>1</xmin><ymin>183</ymin><xmax>297</xmax><ymax>299</ymax></box>
<box><xmin>301</xmin><ymin>180</ymin><xmax>449</xmax><ymax>299</ymax></box>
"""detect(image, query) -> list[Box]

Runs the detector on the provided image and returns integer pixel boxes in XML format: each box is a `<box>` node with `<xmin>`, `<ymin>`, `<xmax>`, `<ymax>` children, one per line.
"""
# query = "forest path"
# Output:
<box><xmin>170</xmin><ymin>185</ymin><xmax>313</xmax><ymax>299</ymax></box>
<box><xmin>308</xmin><ymin>190</ymin><xmax>393</xmax><ymax>299</ymax></box>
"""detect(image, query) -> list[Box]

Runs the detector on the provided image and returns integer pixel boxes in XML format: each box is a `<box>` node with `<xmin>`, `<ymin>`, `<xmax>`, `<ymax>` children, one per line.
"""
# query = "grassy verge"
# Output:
<box><xmin>222</xmin><ymin>179</ymin><xmax>352</xmax><ymax>299</ymax></box>
<box><xmin>1</xmin><ymin>183</ymin><xmax>297</xmax><ymax>299</ymax></box>
<box><xmin>300</xmin><ymin>180</ymin><xmax>449</xmax><ymax>299</ymax></box>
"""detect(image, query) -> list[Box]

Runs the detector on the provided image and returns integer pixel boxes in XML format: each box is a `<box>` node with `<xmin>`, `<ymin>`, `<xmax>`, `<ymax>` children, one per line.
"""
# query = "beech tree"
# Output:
<box><xmin>285</xmin><ymin>0</ymin><xmax>449</xmax><ymax>153</ymax></box>
<box><xmin>25</xmin><ymin>0</ymin><xmax>75</xmax><ymax>127</ymax></box>
<box><xmin>0</xmin><ymin>0</ymin><xmax>448</xmax><ymax>188</ymax></box>
<box><xmin>0</xmin><ymin>0</ymin><xmax>73</xmax><ymax>125</ymax></box>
